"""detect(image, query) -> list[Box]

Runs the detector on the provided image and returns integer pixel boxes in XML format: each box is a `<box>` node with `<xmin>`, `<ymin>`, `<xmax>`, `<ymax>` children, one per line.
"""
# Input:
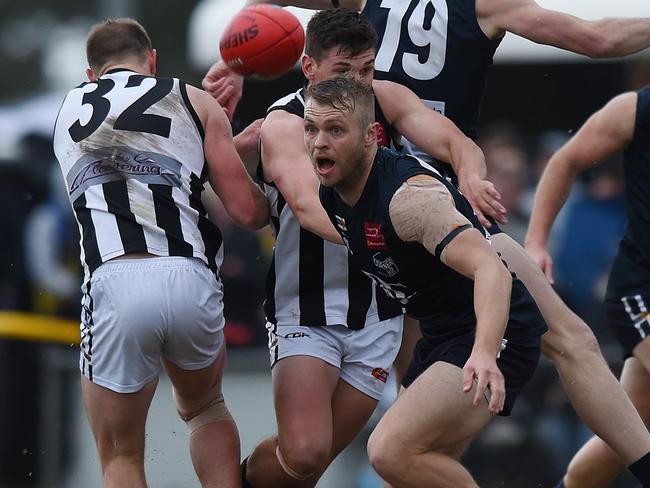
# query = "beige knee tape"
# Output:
<box><xmin>174</xmin><ymin>384</ymin><xmax>233</xmax><ymax>434</ymax></box>
<box><xmin>275</xmin><ymin>445</ymin><xmax>313</xmax><ymax>481</ymax></box>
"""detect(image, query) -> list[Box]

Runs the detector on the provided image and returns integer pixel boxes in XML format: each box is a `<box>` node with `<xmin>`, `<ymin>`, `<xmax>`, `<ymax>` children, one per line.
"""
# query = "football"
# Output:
<box><xmin>219</xmin><ymin>5</ymin><xmax>305</xmax><ymax>78</ymax></box>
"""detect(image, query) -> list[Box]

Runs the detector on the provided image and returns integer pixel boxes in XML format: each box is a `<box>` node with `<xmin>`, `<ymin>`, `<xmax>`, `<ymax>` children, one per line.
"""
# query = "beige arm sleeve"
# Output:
<box><xmin>389</xmin><ymin>176</ymin><xmax>473</xmax><ymax>264</ymax></box>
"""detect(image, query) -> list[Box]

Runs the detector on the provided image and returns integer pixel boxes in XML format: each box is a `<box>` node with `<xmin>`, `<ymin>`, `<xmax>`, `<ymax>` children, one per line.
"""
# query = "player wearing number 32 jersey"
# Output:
<box><xmin>53</xmin><ymin>18</ymin><xmax>268</xmax><ymax>487</ymax></box>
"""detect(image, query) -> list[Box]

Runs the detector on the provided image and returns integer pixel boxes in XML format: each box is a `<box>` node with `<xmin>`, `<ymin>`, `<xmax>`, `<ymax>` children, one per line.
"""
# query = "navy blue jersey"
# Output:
<box><xmin>363</xmin><ymin>0</ymin><xmax>501</xmax><ymax>142</ymax></box>
<box><xmin>320</xmin><ymin>147</ymin><xmax>547</xmax><ymax>343</ymax></box>
<box><xmin>606</xmin><ymin>85</ymin><xmax>650</xmax><ymax>299</ymax></box>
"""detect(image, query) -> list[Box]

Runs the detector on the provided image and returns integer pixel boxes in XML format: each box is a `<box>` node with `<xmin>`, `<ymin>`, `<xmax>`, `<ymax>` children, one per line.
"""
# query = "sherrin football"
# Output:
<box><xmin>219</xmin><ymin>5</ymin><xmax>305</xmax><ymax>78</ymax></box>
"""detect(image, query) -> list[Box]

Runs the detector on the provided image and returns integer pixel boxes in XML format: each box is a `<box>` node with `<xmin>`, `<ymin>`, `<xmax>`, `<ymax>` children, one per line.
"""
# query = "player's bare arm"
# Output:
<box><xmin>244</xmin><ymin>0</ymin><xmax>365</xmax><ymax>10</ymax></box>
<box><xmin>233</xmin><ymin>118</ymin><xmax>264</xmax><ymax>172</ymax></box>
<box><xmin>188</xmin><ymin>85</ymin><xmax>270</xmax><ymax>229</ymax></box>
<box><xmin>374</xmin><ymin>79</ymin><xmax>506</xmax><ymax>227</ymax></box>
<box><xmin>477</xmin><ymin>0</ymin><xmax>650</xmax><ymax>57</ymax></box>
<box><xmin>262</xmin><ymin>110</ymin><xmax>344</xmax><ymax>244</ymax></box>
<box><xmin>389</xmin><ymin>175</ymin><xmax>510</xmax><ymax>414</ymax></box>
<box><xmin>525</xmin><ymin>92</ymin><xmax>637</xmax><ymax>282</ymax></box>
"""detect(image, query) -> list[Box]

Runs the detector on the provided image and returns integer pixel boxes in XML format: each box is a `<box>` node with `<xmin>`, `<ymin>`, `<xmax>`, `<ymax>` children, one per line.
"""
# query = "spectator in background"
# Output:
<box><xmin>0</xmin><ymin>132</ymin><xmax>52</xmax><ymax>311</ymax></box>
<box><xmin>553</xmin><ymin>161</ymin><xmax>626</xmax><ymax>328</ymax></box>
<box><xmin>25</xmin><ymin>163</ymin><xmax>81</xmax><ymax>318</ymax></box>
<box><xmin>478</xmin><ymin>125</ymin><xmax>530</xmax><ymax>244</ymax></box>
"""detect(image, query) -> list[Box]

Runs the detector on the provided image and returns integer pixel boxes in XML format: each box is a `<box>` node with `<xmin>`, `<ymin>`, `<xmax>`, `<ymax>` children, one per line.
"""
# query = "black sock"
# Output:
<box><xmin>630</xmin><ymin>452</ymin><xmax>650</xmax><ymax>487</ymax></box>
<box><xmin>241</xmin><ymin>456</ymin><xmax>254</xmax><ymax>488</ymax></box>
<box><xmin>552</xmin><ymin>480</ymin><xmax>565</xmax><ymax>488</ymax></box>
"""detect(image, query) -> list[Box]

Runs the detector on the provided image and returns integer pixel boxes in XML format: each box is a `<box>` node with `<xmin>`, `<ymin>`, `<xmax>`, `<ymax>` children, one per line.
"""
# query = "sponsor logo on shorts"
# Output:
<box><xmin>371</xmin><ymin>367</ymin><xmax>389</xmax><ymax>383</ymax></box>
<box><xmin>364</xmin><ymin>222</ymin><xmax>388</xmax><ymax>250</ymax></box>
<box><xmin>283</xmin><ymin>332</ymin><xmax>311</xmax><ymax>339</ymax></box>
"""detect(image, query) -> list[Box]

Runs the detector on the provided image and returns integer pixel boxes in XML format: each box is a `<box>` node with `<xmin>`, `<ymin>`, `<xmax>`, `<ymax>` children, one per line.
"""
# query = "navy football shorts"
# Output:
<box><xmin>402</xmin><ymin>330</ymin><xmax>541</xmax><ymax>416</ymax></box>
<box><xmin>605</xmin><ymin>294</ymin><xmax>650</xmax><ymax>359</ymax></box>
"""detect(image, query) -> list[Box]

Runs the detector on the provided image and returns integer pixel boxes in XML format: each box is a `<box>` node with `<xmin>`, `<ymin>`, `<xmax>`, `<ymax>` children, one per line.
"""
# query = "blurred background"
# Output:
<box><xmin>0</xmin><ymin>0</ymin><xmax>649</xmax><ymax>486</ymax></box>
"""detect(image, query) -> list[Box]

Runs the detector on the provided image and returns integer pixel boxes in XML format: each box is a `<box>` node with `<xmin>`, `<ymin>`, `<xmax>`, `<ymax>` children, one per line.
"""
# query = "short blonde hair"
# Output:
<box><xmin>305</xmin><ymin>76</ymin><xmax>375</xmax><ymax>129</ymax></box>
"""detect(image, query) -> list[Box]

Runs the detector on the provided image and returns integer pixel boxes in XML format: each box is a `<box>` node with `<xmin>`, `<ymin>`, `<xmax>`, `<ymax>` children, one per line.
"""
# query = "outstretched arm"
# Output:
<box><xmin>478</xmin><ymin>0</ymin><xmax>650</xmax><ymax>58</ymax></box>
<box><xmin>389</xmin><ymin>176</ymin><xmax>510</xmax><ymax>414</ymax></box>
<box><xmin>525</xmin><ymin>92</ymin><xmax>637</xmax><ymax>282</ymax></box>
<box><xmin>375</xmin><ymin>80</ymin><xmax>506</xmax><ymax>228</ymax></box>
<box><xmin>262</xmin><ymin>110</ymin><xmax>343</xmax><ymax>244</ymax></box>
<box><xmin>188</xmin><ymin>85</ymin><xmax>270</xmax><ymax>230</ymax></box>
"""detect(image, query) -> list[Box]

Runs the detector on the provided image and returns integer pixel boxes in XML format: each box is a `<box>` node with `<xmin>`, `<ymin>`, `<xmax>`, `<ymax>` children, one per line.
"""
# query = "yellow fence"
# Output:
<box><xmin>0</xmin><ymin>312</ymin><xmax>79</xmax><ymax>344</ymax></box>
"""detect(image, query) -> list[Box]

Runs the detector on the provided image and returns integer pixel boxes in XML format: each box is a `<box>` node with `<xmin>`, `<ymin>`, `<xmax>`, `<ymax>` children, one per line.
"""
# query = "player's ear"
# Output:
<box><xmin>366</xmin><ymin>121</ymin><xmax>379</xmax><ymax>147</ymax></box>
<box><xmin>86</xmin><ymin>67</ymin><xmax>97</xmax><ymax>81</ymax></box>
<box><xmin>302</xmin><ymin>54</ymin><xmax>317</xmax><ymax>81</ymax></box>
<box><xmin>148</xmin><ymin>49</ymin><xmax>157</xmax><ymax>76</ymax></box>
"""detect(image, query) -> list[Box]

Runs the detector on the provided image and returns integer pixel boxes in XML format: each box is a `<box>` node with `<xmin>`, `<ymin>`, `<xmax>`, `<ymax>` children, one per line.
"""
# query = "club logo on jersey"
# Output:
<box><xmin>372</xmin><ymin>252</ymin><xmax>399</xmax><ymax>278</ymax></box>
<box><xmin>375</xmin><ymin>122</ymin><xmax>389</xmax><ymax>147</ymax></box>
<box><xmin>371</xmin><ymin>367</ymin><xmax>389</xmax><ymax>383</ymax></box>
<box><xmin>364</xmin><ymin>222</ymin><xmax>388</xmax><ymax>250</ymax></box>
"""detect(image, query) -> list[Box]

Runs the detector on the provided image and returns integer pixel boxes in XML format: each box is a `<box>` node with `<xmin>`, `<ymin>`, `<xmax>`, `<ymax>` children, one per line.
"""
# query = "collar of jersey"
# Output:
<box><xmin>104</xmin><ymin>68</ymin><xmax>136</xmax><ymax>75</ymax></box>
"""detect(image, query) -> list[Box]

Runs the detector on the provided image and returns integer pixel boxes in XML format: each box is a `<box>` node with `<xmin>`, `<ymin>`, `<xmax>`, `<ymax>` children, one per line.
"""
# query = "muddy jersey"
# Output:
<box><xmin>53</xmin><ymin>69</ymin><xmax>223</xmax><ymax>282</ymax></box>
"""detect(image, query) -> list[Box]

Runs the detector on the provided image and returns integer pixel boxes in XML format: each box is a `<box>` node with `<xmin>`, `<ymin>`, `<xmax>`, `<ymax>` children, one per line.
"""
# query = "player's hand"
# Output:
<box><xmin>463</xmin><ymin>350</ymin><xmax>505</xmax><ymax>415</ymax></box>
<box><xmin>233</xmin><ymin>118</ymin><xmax>264</xmax><ymax>167</ymax></box>
<box><xmin>524</xmin><ymin>241</ymin><xmax>555</xmax><ymax>285</ymax></box>
<box><xmin>459</xmin><ymin>175</ymin><xmax>507</xmax><ymax>229</ymax></box>
<box><xmin>202</xmin><ymin>61</ymin><xmax>244</xmax><ymax>121</ymax></box>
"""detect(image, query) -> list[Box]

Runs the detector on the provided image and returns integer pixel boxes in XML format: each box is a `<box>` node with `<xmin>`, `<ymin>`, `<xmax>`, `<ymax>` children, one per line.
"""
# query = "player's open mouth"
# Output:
<box><xmin>316</xmin><ymin>158</ymin><xmax>336</xmax><ymax>176</ymax></box>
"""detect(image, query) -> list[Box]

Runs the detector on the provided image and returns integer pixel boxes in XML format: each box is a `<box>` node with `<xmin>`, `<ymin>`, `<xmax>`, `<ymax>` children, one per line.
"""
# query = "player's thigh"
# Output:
<box><xmin>330</xmin><ymin>378</ymin><xmax>378</xmax><ymax>459</ymax></box>
<box><xmin>272</xmin><ymin>354</ymin><xmax>341</xmax><ymax>445</ymax></box>
<box><xmin>626</xmin><ymin>338</ymin><xmax>650</xmax><ymax>423</ymax></box>
<box><xmin>82</xmin><ymin>375</ymin><xmax>158</xmax><ymax>455</ymax></box>
<box><xmin>371</xmin><ymin>361</ymin><xmax>492</xmax><ymax>454</ymax></box>
<box><xmin>163</xmin><ymin>345</ymin><xmax>226</xmax><ymax>400</ymax></box>
<box><xmin>490</xmin><ymin>233</ymin><xmax>592</xmax><ymax>351</ymax></box>
<box><xmin>392</xmin><ymin>316</ymin><xmax>421</xmax><ymax>387</ymax></box>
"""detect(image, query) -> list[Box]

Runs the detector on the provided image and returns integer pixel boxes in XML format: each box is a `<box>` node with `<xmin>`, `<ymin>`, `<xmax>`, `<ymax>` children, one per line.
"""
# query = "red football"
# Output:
<box><xmin>219</xmin><ymin>5</ymin><xmax>305</xmax><ymax>78</ymax></box>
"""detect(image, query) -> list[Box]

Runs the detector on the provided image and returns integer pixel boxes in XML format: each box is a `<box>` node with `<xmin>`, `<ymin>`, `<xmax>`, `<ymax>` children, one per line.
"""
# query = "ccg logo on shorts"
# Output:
<box><xmin>371</xmin><ymin>367</ymin><xmax>389</xmax><ymax>383</ymax></box>
<box><xmin>283</xmin><ymin>332</ymin><xmax>311</xmax><ymax>339</ymax></box>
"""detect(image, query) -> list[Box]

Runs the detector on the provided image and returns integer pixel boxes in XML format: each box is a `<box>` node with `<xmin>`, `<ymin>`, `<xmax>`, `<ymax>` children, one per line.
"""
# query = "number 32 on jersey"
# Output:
<box><xmin>374</xmin><ymin>0</ymin><xmax>448</xmax><ymax>81</ymax></box>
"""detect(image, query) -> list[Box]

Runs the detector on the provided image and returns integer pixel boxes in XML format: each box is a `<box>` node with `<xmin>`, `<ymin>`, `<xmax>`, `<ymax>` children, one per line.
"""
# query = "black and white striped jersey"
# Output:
<box><xmin>53</xmin><ymin>69</ymin><xmax>223</xmax><ymax>283</ymax></box>
<box><xmin>260</xmin><ymin>89</ymin><xmax>403</xmax><ymax>329</ymax></box>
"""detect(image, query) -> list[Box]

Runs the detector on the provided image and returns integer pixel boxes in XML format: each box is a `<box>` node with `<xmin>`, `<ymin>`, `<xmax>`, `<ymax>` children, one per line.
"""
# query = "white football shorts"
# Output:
<box><xmin>79</xmin><ymin>256</ymin><xmax>225</xmax><ymax>393</ymax></box>
<box><xmin>266</xmin><ymin>315</ymin><xmax>403</xmax><ymax>400</ymax></box>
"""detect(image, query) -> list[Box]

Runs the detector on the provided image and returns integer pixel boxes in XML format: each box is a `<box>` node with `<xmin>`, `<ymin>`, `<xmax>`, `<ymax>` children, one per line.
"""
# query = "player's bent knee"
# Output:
<box><xmin>368</xmin><ymin>428</ymin><xmax>409</xmax><ymax>482</ymax></box>
<box><xmin>276</xmin><ymin>444</ymin><xmax>318</xmax><ymax>481</ymax></box>
<box><xmin>542</xmin><ymin>317</ymin><xmax>601</xmax><ymax>361</ymax></box>
<box><xmin>174</xmin><ymin>384</ymin><xmax>233</xmax><ymax>434</ymax></box>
